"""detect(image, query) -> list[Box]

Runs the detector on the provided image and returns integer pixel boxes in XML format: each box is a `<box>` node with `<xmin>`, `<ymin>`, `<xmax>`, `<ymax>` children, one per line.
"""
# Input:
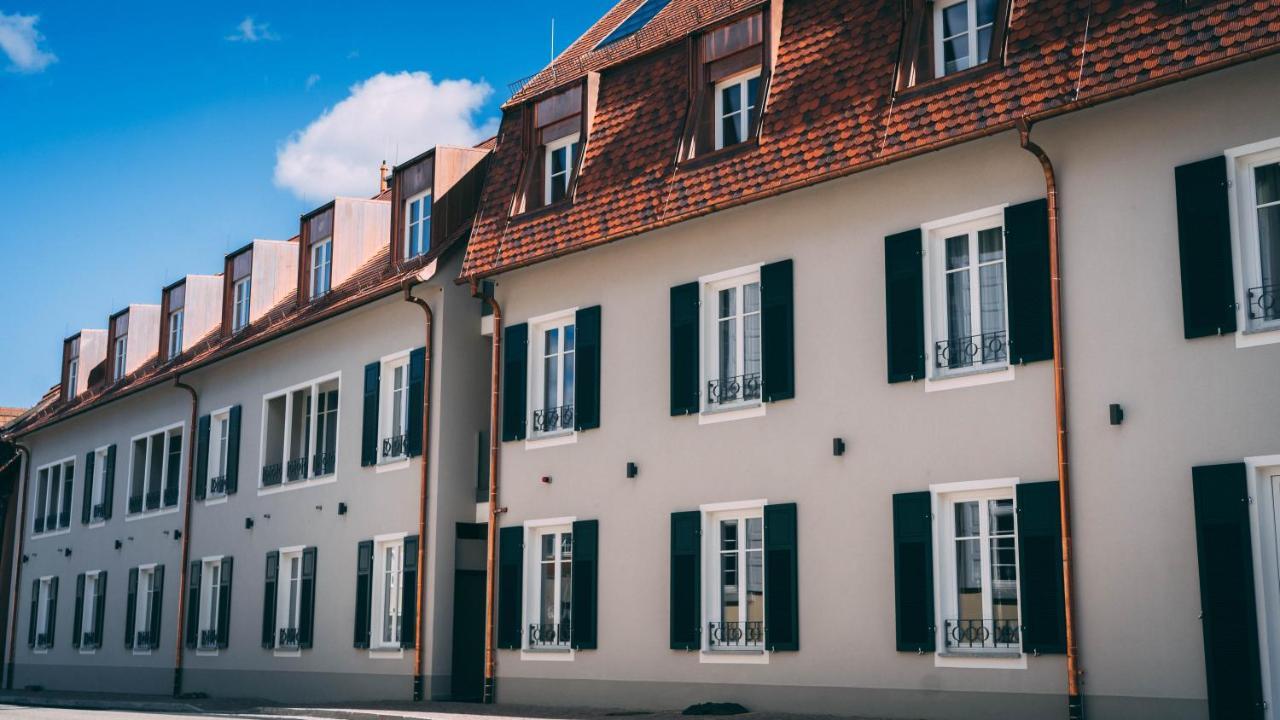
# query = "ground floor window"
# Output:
<box><xmin>707</xmin><ymin>508</ymin><xmax>764</xmax><ymax>649</ymax></box>
<box><xmin>939</xmin><ymin>488</ymin><xmax>1020</xmax><ymax>652</ymax></box>
<box><xmin>527</xmin><ymin>524</ymin><xmax>572</xmax><ymax>649</ymax></box>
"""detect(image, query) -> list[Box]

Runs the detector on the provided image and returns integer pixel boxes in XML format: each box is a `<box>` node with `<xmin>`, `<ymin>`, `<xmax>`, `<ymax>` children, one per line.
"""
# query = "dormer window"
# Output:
<box><xmin>167</xmin><ymin>309</ymin><xmax>184</xmax><ymax>360</ymax></box>
<box><xmin>714</xmin><ymin>70</ymin><xmax>761</xmax><ymax>151</ymax></box>
<box><xmin>897</xmin><ymin>0</ymin><xmax>1009</xmax><ymax>90</ymax></box>
<box><xmin>545</xmin><ymin>134</ymin><xmax>581</xmax><ymax>205</ymax></box>
<box><xmin>683</xmin><ymin>12</ymin><xmax>769</xmax><ymax>161</ymax></box>
<box><xmin>163</xmin><ymin>281</ymin><xmax>187</xmax><ymax>362</ymax></box>
<box><xmin>226</xmin><ymin>246</ymin><xmax>254</xmax><ymax>335</ymax></box>
<box><xmin>232</xmin><ymin>278</ymin><xmax>251</xmax><ymax>332</ymax></box>
<box><xmin>405</xmin><ymin>190</ymin><xmax>432</xmax><ymax>259</ymax></box>
<box><xmin>310</xmin><ymin>237</ymin><xmax>332</xmax><ymax>299</ymax></box>
<box><xmin>110</xmin><ymin>312</ymin><xmax>129</xmax><ymax>382</ymax></box>
<box><xmin>64</xmin><ymin>337</ymin><xmax>80</xmax><ymax>401</ymax></box>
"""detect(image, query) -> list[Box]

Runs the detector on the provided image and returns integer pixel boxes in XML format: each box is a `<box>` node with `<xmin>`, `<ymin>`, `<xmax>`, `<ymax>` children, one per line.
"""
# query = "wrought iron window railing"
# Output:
<box><xmin>199</xmin><ymin>628</ymin><xmax>219</xmax><ymax>650</ymax></box>
<box><xmin>707</xmin><ymin>373</ymin><xmax>762</xmax><ymax>406</ymax></box>
<box><xmin>33</xmin><ymin>517</ymin><xmax>44</xmax><ymax>533</ymax></box>
<box><xmin>312</xmin><ymin>452</ymin><xmax>335</xmax><ymax>477</ymax></box>
<box><xmin>44</xmin><ymin>513</ymin><xmax>57</xmax><ymax>531</ymax></box>
<box><xmin>935</xmin><ymin>331</ymin><xmax>1008</xmax><ymax>370</ymax></box>
<box><xmin>382</xmin><ymin>434</ymin><xmax>408</xmax><ymax>460</ymax></box>
<box><xmin>1248</xmin><ymin>284</ymin><xmax>1279</xmax><ymax>322</ymax></box>
<box><xmin>135</xmin><ymin>630</ymin><xmax>154</xmax><ymax>650</ymax></box>
<box><xmin>81</xmin><ymin>630</ymin><xmax>99</xmax><ymax>648</ymax></box>
<box><xmin>707</xmin><ymin>620</ymin><xmax>764</xmax><ymax>648</ymax></box>
<box><xmin>35</xmin><ymin>633</ymin><xmax>51</xmax><ymax>650</ymax></box>
<box><xmin>128</xmin><ymin>495</ymin><xmax>143</xmax><ymax>514</ymax></box>
<box><xmin>527</xmin><ymin>623</ymin><xmax>571</xmax><ymax>648</ymax></box>
<box><xmin>144</xmin><ymin>490</ymin><xmax>161</xmax><ymax>511</ymax></box>
<box><xmin>208</xmin><ymin>475</ymin><xmax>227</xmax><ymax>496</ymax></box>
<box><xmin>533</xmin><ymin>405</ymin><xmax>574</xmax><ymax>434</ymax></box>
<box><xmin>286</xmin><ymin>457</ymin><xmax>309</xmax><ymax>482</ymax></box>
<box><xmin>277</xmin><ymin>627</ymin><xmax>300</xmax><ymax>650</ymax></box>
<box><xmin>943</xmin><ymin>618</ymin><xmax>1021</xmax><ymax>651</ymax></box>
<box><xmin>92</xmin><ymin>504</ymin><xmax>106</xmax><ymax>521</ymax></box>
<box><xmin>262</xmin><ymin>463</ymin><xmax>283</xmax><ymax>487</ymax></box>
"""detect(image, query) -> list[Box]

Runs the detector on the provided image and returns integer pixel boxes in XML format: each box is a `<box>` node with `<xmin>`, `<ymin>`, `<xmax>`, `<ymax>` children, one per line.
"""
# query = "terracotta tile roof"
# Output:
<box><xmin>463</xmin><ymin>0</ymin><xmax>1280</xmax><ymax>279</ymax></box>
<box><xmin>0</xmin><ymin>407</ymin><xmax>27</xmax><ymax>428</ymax></box>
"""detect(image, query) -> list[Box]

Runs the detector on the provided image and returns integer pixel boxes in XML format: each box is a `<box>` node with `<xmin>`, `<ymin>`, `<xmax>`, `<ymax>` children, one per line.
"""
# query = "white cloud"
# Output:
<box><xmin>226</xmin><ymin>16</ymin><xmax>278</xmax><ymax>43</ymax></box>
<box><xmin>274</xmin><ymin>71</ymin><xmax>498</xmax><ymax>201</ymax></box>
<box><xmin>0</xmin><ymin>12</ymin><xmax>56</xmax><ymax>73</ymax></box>
<box><xmin>305</xmin><ymin>73</ymin><xmax>320</xmax><ymax>90</ymax></box>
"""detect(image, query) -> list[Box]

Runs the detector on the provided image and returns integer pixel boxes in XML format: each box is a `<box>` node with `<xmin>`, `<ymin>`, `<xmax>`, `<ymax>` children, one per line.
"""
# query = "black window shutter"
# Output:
<box><xmin>497</xmin><ymin>525</ymin><xmax>524</xmax><ymax>649</ymax></box>
<box><xmin>262</xmin><ymin>551</ymin><xmax>278</xmax><ymax>648</ymax></box>
<box><xmin>81</xmin><ymin>452</ymin><xmax>95</xmax><ymax>525</ymax></box>
<box><xmin>1005</xmin><ymin>199</ymin><xmax>1054</xmax><ymax>364</ymax></box>
<box><xmin>362</xmin><ymin>362</ymin><xmax>380</xmax><ymax>466</ymax></box>
<box><xmin>1175</xmin><ymin>157</ymin><xmax>1237</xmax><ymax>339</ymax></box>
<box><xmin>217</xmin><ymin>558</ymin><xmax>233</xmax><ymax>649</ymax></box>
<box><xmin>125</xmin><ymin>567</ymin><xmax>138</xmax><ymax>649</ymax></box>
<box><xmin>27</xmin><ymin>580</ymin><xmax>37</xmax><ymax>648</ymax></box>
<box><xmin>885</xmin><ymin>230</ymin><xmax>925</xmax><ymax>383</ymax></box>
<box><xmin>225</xmin><ymin>405</ymin><xmax>242</xmax><ymax>494</ymax></box>
<box><xmin>354</xmin><ymin>540</ymin><xmax>373</xmax><ymax>649</ymax></box>
<box><xmin>195</xmin><ymin>414</ymin><xmax>210</xmax><ymax>501</ymax></box>
<box><xmin>103</xmin><ymin>444</ymin><xmax>116</xmax><ymax>520</ymax></box>
<box><xmin>571</xmin><ymin>519</ymin><xmax>598</xmax><ymax>650</ymax></box>
<box><xmin>149</xmin><ymin>565</ymin><xmax>164</xmax><ymax>647</ymax></box>
<box><xmin>670</xmin><ymin>510</ymin><xmax>701</xmax><ymax>650</ymax></box>
<box><xmin>892</xmin><ymin>491</ymin><xmax>935</xmax><ymax>652</ymax></box>
<box><xmin>73</xmin><ymin>573</ymin><xmax>85</xmax><ymax>649</ymax></box>
<box><xmin>406</xmin><ymin>347</ymin><xmax>426</xmax><ymax>457</ymax></box>
<box><xmin>669</xmin><ymin>283</ymin><xmax>700</xmax><ymax>415</ymax></box>
<box><xmin>764</xmin><ymin>502</ymin><xmax>799</xmax><ymax>651</ymax></box>
<box><xmin>401</xmin><ymin>534</ymin><xmax>419</xmax><ymax>649</ymax></box>
<box><xmin>761</xmin><ymin>259</ymin><xmax>795</xmax><ymax>402</ymax></box>
<box><xmin>47</xmin><ymin>577</ymin><xmax>57</xmax><ymax>646</ymax></box>
<box><xmin>501</xmin><ymin>324</ymin><xmax>528</xmax><ymax>442</ymax></box>
<box><xmin>299</xmin><ymin>547</ymin><xmax>317</xmax><ymax>649</ymax></box>
<box><xmin>94</xmin><ymin>572</ymin><xmax>107</xmax><ymax>649</ymax></box>
<box><xmin>1192</xmin><ymin>463</ymin><xmax>1265</xmax><ymax>719</ymax></box>
<box><xmin>574</xmin><ymin>306</ymin><xmax>602</xmax><ymax>431</ymax></box>
<box><xmin>1015</xmin><ymin>481</ymin><xmax>1066</xmax><ymax>654</ymax></box>
<box><xmin>185</xmin><ymin>560</ymin><xmax>201</xmax><ymax>649</ymax></box>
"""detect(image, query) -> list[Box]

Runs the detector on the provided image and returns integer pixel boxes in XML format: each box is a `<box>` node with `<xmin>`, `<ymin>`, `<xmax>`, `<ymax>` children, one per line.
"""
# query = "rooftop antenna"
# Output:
<box><xmin>550</xmin><ymin>18</ymin><xmax>555</xmax><ymax>62</ymax></box>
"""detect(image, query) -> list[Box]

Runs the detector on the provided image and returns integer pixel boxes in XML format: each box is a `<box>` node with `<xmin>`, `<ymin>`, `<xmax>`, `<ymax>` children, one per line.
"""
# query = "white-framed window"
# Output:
<box><xmin>198</xmin><ymin>557</ymin><xmax>225</xmax><ymax>651</ymax></box>
<box><xmin>80</xmin><ymin>570</ymin><xmax>102</xmax><ymax>650</ymax></box>
<box><xmin>310</xmin><ymin>237</ymin><xmax>333</xmax><ymax>299</ymax></box>
<box><xmin>232</xmin><ymin>277</ymin><xmax>252</xmax><ymax>332</ymax></box>
<box><xmin>65</xmin><ymin>337</ymin><xmax>79</xmax><ymax>401</ymax></box>
<box><xmin>380</xmin><ymin>354</ymin><xmax>411</xmax><ymax>462</ymax></box>
<box><xmin>405</xmin><ymin>191</ymin><xmax>432</xmax><ymax>259</ymax></box>
<box><xmin>277</xmin><ymin>549</ymin><xmax>303</xmax><ymax>650</ymax></box>
<box><xmin>373</xmin><ymin>537</ymin><xmax>405</xmax><ymax>649</ymax></box>
<box><xmin>89</xmin><ymin>447</ymin><xmax>109</xmax><ymax>523</ymax></box>
<box><xmin>32</xmin><ymin>458</ymin><xmax>74</xmax><ymax>536</ymax></box>
<box><xmin>713</xmin><ymin>69</ymin><xmax>762</xmax><ymax>151</ymax></box>
<box><xmin>933</xmin><ymin>0</ymin><xmax>997</xmax><ymax>77</ymax></box>
<box><xmin>207</xmin><ymin>409</ymin><xmax>232</xmax><ymax>498</ymax></box>
<box><xmin>702</xmin><ymin>267</ymin><xmax>762</xmax><ymax>411</ymax></box>
<box><xmin>1229</xmin><ymin>141</ymin><xmax>1280</xmax><ymax>334</ymax></box>
<box><xmin>167</xmin><ymin>308</ymin><xmax>184</xmax><ymax>360</ymax></box>
<box><xmin>260</xmin><ymin>374</ymin><xmax>340</xmax><ymax>489</ymax></box>
<box><xmin>544</xmin><ymin>133</ymin><xmax>581</xmax><ymax>205</ymax></box>
<box><xmin>33</xmin><ymin>576</ymin><xmax>56</xmax><ymax>651</ymax></box>
<box><xmin>529</xmin><ymin>312</ymin><xmax>576</xmax><ymax>437</ymax></box>
<box><xmin>128</xmin><ymin>424</ymin><xmax>183</xmax><ymax>515</ymax></box>
<box><xmin>933</xmin><ymin>481</ymin><xmax>1022</xmax><ymax>659</ymax></box>
<box><xmin>924</xmin><ymin>208</ymin><xmax>1009</xmax><ymax>377</ymax></box>
<box><xmin>134</xmin><ymin>565</ymin><xmax>158</xmax><ymax>652</ymax></box>
<box><xmin>704</xmin><ymin>505</ymin><xmax>764</xmax><ymax>651</ymax></box>
<box><xmin>525</xmin><ymin>523</ymin><xmax>573</xmax><ymax>650</ymax></box>
<box><xmin>113</xmin><ymin>334</ymin><xmax>128</xmax><ymax>380</ymax></box>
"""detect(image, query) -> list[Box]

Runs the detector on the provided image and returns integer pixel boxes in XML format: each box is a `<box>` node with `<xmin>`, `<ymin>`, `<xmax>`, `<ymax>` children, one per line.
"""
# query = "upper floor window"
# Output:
<box><xmin>935</xmin><ymin>0</ymin><xmax>996</xmax><ymax>76</ymax></box>
<box><xmin>514</xmin><ymin>84</ymin><xmax>586</xmax><ymax>215</ymax></box>
<box><xmin>380</xmin><ymin>355</ymin><xmax>410</xmax><ymax>462</ymax></box>
<box><xmin>113</xmin><ymin>334</ymin><xmax>128</xmax><ymax>381</ymax></box>
<box><xmin>405</xmin><ymin>191</ymin><xmax>432</xmax><ymax>259</ymax></box>
<box><xmin>706</xmin><ymin>270</ymin><xmax>762</xmax><ymax>408</ymax></box>
<box><xmin>31</xmin><ymin>576</ymin><xmax>57</xmax><ymax>651</ymax></box>
<box><xmin>1235</xmin><ymin>146</ymin><xmax>1280</xmax><ymax>329</ymax></box>
<box><xmin>232</xmin><ymin>277</ymin><xmax>251</xmax><ymax>332</ymax></box>
<box><xmin>201</xmin><ymin>406</ymin><xmax>241</xmax><ymax>499</ymax></box>
<box><xmin>64</xmin><ymin>337</ymin><xmax>80</xmax><ymax>401</ymax></box>
<box><xmin>928</xmin><ymin>211</ymin><xmax>1008</xmax><ymax>375</ymax></box>
<box><xmin>33</xmin><ymin>458</ymin><xmax>74</xmax><ymax>536</ymax></box>
<box><xmin>128</xmin><ymin>425</ymin><xmax>183</xmax><ymax>515</ymax></box>
<box><xmin>531</xmin><ymin>314</ymin><xmax>575</xmax><ymax>436</ymax></box>
<box><xmin>261</xmin><ymin>376</ymin><xmax>339</xmax><ymax>489</ymax></box>
<box><xmin>167</xmin><ymin>308</ymin><xmax>184</xmax><ymax>360</ymax></box>
<box><xmin>310</xmin><ymin>237</ymin><xmax>333</xmax><ymax>299</ymax></box>
<box><xmin>88</xmin><ymin>446</ymin><xmax>110</xmax><ymax>523</ymax></box>
<box><xmin>714</xmin><ymin>70</ymin><xmax>761</xmax><ymax>151</ymax></box>
<box><xmin>545</xmin><ymin>134</ymin><xmax>581</xmax><ymax>205</ymax></box>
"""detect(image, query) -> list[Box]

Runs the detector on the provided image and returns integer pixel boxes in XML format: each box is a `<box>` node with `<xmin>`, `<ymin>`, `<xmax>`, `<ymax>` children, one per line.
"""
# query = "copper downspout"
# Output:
<box><xmin>470</xmin><ymin>280</ymin><xmax>502</xmax><ymax>705</ymax></box>
<box><xmin>401</xmin><ymin>278</ymin><xmax>434</xmax><ymax>702</ymax></box>
<box><xmin>2</xmin><ymin>442</ymin><xmax>29</xmax><ymax>689</ymax></box>
<box><xmin>1016</xmin><ymin>117</ymin><xmax>1083</xmax><ymax>720</ymax></box>
<box><xmin>171</xmin><ymin>377</ymin><xmax>199</xmax><ymax>697</ymax></box>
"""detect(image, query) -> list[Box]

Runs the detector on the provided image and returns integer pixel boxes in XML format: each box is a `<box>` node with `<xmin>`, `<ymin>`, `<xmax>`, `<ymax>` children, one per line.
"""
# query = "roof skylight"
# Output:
<box><xmin>595</xmin><ymin>0</ymin><xmax>673</xmax><ymax>49</ymax></box>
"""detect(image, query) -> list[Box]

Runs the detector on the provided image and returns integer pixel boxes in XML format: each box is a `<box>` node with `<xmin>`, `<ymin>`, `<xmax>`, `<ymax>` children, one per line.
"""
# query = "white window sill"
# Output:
<box><xmin>698</xmin><ymin>402</ymin><xmax>766</xmax><ymax>426</ymax></box>
<box><xmin>78</xmin><ymin>648</ymin><xmax>97</xmax><ymax>656</ymax></box>
<box><xmin>273</xmin><ymin>648</ymin><xmax>302</xmax><ymax>658</ymax></box>
<box><xmin>30</xmin><ymin>528</ymin><xmax>71</xmax><ymax>540</ymax></box>
<box><xmin>204</xmin><ymin>495</ymin><xmax>228</xmax><ymax>507</ymax></box>
<box><xmin>924</xmin><ymin>364</ymin><xmax>1015</xmax><ymax>393</ymax></box>
<box><xmin>1237</xmin><ymin>323</ymin><xmax>1280</xmax><ymax>348</ymax></box>
<box><xmin>87</xmin><ymin>521</ymin><xmax>107</xmax><ymax>530</ymax></box>
<box><xmin>935</xmin><ymin>651</ymin><xmax>1027</xmax><ymax>670</ymax></box>
<box><xmin>132</xmin><ymin>649</ymin><xmax>152</xmax><ymax>657</ymax></box>
<box><xmin>699</xmin><ymin>648</ymin><xmax>769</xmax><ymax>664</ymax></box>
<box><xmin>258</xmin><ymin>473</ymin><xmax>338</xmax><ymax>496</ymax></box>
<box><xmin>196</xmin><ymin>648</ymin><xmax>219</xmax><ymax>657</ymax></box>
<box><xmin>520</xmin><ymin>647</ymin><xmax>575</xmax><ymax>661</ymax></box>
<box><xmin>32</xmin><ymin>648</ymin><xmax>50</xmax><ymax>655</ymax></box>
<box><xmin>375</xmin><ymin>458</ymin><xmax>411</xmax><ymax>474</ymax></box>
<box><xmin>369</xmin><ymin>647</ymin><xmax>405</xmax><ymax>659</ymax></box>
<box><xmin>125</xmin><ymin>506</ymin><xmax>180</xmax><ymax>523</ymax></box>
<box><xmin>525</xmin><ymin>432</ymin><xmax>578</xmax><ymax>450</ymax></box>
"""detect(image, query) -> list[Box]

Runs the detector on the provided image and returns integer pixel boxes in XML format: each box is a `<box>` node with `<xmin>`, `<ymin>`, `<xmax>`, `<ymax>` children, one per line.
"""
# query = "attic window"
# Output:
<box><xmin>514</xmin><ymin>83</ymin><xmax>588</xmax><ymax>215</ymax></box>
<box><xmin>163</xmin><ymin>282</ymin><xmax>186</xmax><ymax>361</ymax></box>
<box><xmin>596</xmin><ymin>0</ymin><xmax>673</xmax><ymax>49</ymax></box>
<box><xmin>301</xmin><ymin>207</ymin><xmax>335</xmax><ymax>301</ymax></box>
<box><xmin>897</xmin><ymin>0</ymin><xmax>1010</xmax><ymax>90</ymax></box>
<box><xmin>683</xmin><ymin>12</ymin><xmax>768</xmax><ymax>160</ymax></box>
<box><xmin>226</xmin><ymin>249</ymin><xmax>253</xmax><ymax>335</ymax></box>
<box><xmin>110</xmin><ymin>312</ymin><xmax>129</xmax><ymax>381</ymax></box>
<box><xmin>64</xmin><ymin>337</ymin><xmax>80</xmax><ymax>401</ymax></box>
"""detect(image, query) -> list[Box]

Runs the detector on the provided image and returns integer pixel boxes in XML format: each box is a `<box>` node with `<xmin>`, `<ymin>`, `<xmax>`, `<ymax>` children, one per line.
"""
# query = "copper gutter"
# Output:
<box><xmin>2</xmin><ymin>442</ymin><xmax>29</xmax><ymax>689</ymax></box>
<box><xmin>401</xmin><ymin>277</ymin><xmax>434</xmax><ymax>702</ymax></box>
<box><xmin>171</xmin><ymin>377</ymin><xmax>199</xmax><ymax>697</ymax></box>
<box><xmin>470</xmin><ymin>280</ymin><xmax>502</xmax><ymax>704</ymax></box>
<box><xmin>1016</xmin><ymin>117</ymin><xmax>1082</xmax><ymax>720</ymax></box>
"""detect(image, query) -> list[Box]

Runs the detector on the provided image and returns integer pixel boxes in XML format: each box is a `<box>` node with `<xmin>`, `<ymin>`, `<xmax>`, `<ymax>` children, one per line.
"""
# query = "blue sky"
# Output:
<box><xmin>0</xmin><ymin>1</ymin><xmax>613</xmax><ymax>408</ymax></box>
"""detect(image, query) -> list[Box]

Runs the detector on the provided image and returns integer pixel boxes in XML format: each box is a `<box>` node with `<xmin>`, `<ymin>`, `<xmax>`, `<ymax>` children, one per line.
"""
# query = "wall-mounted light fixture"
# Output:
<box><xmin>540</xmin><ymin>476</ymin><xmax>552</xmax><ymax>485</ymax></box>
<box><xmin>173</xmin><ymin>529</ymin><xmax>182</xmax><ymax>540</ymax></box>
<box><xmin>63</xmin><ymin>548</ymin><xmax>71</xmax><ymax>558</ymax></box>
<box><xmin>114</xmin><ymin>540</ymin><xmax>122</xmax><ymax>550</ymax></box>
<box><xmin>244</xmin><ymin>517</ymin><xmax>254</xmax><ymax>530</ymax></box>
<box><xmin>1109</xmin><ymin>404</ymin><xmax>1125</xmax><ymax>426</ymax></box>
<box><xmin>338</xmin><ymin>502</ymin><xmax>348</xmax><ymax>516</ymax></box>
<box><xmin>833</xmin><ymin>438</ymin><xmax>847</xmax><ymax>456</ymax></box>
<box><xmin>626</xmin><ymin>462</ymin><xmax>639</xmax><ymax>479</ymax></box>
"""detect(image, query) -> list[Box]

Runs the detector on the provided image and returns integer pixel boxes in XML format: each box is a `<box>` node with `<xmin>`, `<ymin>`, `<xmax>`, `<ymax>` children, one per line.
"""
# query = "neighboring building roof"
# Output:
<box><xmin>463</xmin><ymin>0</ymin><xmax>1280</xmax><ymax>279</ymax></box>
<box><xmin>0</xmin><ymin>408</ymin><xmax>25</xmax><ymax>427</ymax></box>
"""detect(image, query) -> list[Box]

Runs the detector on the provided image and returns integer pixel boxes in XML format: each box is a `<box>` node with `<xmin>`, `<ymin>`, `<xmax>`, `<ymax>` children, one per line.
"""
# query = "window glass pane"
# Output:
<box><xmin>720</xmin><ymin>85</ymin><xmax>742</xmax><ymax>146</ymax></box>
<box><xmin>989</xmin><ymin>499</ymin><xmax>1018</xmax><ymax>624</ymax></box>
<box><xmin>976</xmin><ymin>0</ymin><xmax>996</xmax><ymax>25</ymax></box>
<box><xmin>551</xmin><ymin>146</ymin><xmax>566</xmax><ymax>176</ymax></box>
<box><xmin>563</xmin><ymin>347</ymin><xmax>575</xmax><ymax>409</ymax></box>
<box><xmin>544</xmin><ymin>353</ymin><xmax>559</xmax><ymax>412</ymax></box>
<box><xmin>1258</xmin><ymin>163</ymin><xmax>1280</xmax><ymax>205</ymax></box>
<box><xmin>410</xmin><ymin>199</ymin><xmax>420</xmax><ymax>224</ymax></box>
<box><xmin>720</xmin><ymin>520</ymin><xmax>739</xmax><ymax>624</ymax></box>
<box><xmin>978</xmin><ymin>227</ymin><xmax>1003</xmax><ymax>262</ymax></box>
<box><xmin>942</xmin><ymin>1</ymin><xmax>968</xmax><ymax>35</ymax></box>
<box><xmin>1260</xmin><ymin>204</ymin><xmax>1280</xmax><ymax>289</ymax></box>
<box><xmin>979</xmin><ymin>264</ymin><xmax>1006</xmax><ymax>337</ymax></box>
<box><xmin>945</xmin><ymin>234</ymin><xmax>969</xmax><ymax>270</ymax></box>
<box><xmin>976</xmin><ymin>26</ymin><xmax>993</xmax><ymax>64</ymax></box>
<box><xmin>747</xmin><ymin>76</ymin><xmax>761</xmax><ymax>134</ymax></box>
<box><xmin>559</xmin><ymin>533</ymin><xmax>573</xmax><ymax>626</ymax></box>
<box><xmin>745</xmin><ymin>517</ymin><xmax>763</xmax><ymax>625</ymax></box>
<box><xmin>943</xmin><ymin>37</ymin><xmax>968</xmax><ymax>74</ymax></box>
<box><xmin>563</xmin><ymin>324</ymin><xmax>575</xmax><ymax>353</ymax></box>
<box><xmin>946</xmin><ymin>270</ymin><xmax>972</xmax><ymax>341</ymax></box>
<box><xmin>954</xmin><ymin>500</ymin><xmax>982</xmax><ymax>619</ymax></box>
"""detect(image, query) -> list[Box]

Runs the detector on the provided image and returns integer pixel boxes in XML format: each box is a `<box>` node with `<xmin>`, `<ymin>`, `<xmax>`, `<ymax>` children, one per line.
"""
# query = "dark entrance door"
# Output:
<box><xmin>451</xmin><ymin>569</ymin><xmax>486</xmax><ymax>701</ymax></box>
